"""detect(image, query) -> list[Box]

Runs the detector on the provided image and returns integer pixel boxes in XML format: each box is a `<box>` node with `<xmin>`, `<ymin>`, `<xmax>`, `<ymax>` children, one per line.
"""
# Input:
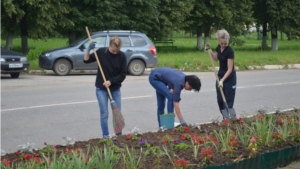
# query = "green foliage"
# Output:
<box><xmin>250</xmin><ymin>115</ymin><xmax>275</xmax><ymax>146</ymax></box>
<box><xmin>173</xmin><ymin>143</ymin><xmax>191</xmax><ymax>150</ymax></box>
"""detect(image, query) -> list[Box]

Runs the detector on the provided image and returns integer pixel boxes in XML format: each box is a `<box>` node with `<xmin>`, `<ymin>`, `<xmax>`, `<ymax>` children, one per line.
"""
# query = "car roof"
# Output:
<box><xmin>1</xmin><ymin>49</ymin><xmax>24</xmax><ymax>56</ymax></box>
<box><xmin>92</xmin><ymin>30</ymin><xmax>142</xmax><ymax>36</ymax></box>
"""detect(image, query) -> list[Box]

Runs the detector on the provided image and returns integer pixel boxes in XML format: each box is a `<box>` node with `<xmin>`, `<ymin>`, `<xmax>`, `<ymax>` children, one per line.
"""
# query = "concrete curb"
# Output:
<box><xmin>28</xmin><ymin>64</ymin><xmax>300</xmax><ymax>74</ymax></box>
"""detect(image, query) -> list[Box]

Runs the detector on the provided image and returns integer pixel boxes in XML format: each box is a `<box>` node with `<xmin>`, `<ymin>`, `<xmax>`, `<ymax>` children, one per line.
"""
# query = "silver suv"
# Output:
<box><xmin>39</xmin><ymin>30</ymin><xmax>157</xmax><ymax>76</ymax></box>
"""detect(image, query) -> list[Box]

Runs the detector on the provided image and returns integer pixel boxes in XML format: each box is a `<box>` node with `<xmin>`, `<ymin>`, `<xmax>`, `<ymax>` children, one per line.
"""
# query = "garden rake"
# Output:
<box><xmin>205</xmin><ymin>44</ymin><xmax>236</xmax><ymax>120</ymax></box>
<box><xmin>85</xmin><ymin>26</ymin><xmax>125</xmax><ymax>134</ymax></box>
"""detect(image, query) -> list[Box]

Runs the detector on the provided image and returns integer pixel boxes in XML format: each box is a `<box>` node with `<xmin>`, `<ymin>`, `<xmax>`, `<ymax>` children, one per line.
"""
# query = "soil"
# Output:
<box><xmin>2</xmin><ymin>110</ymin><xmax>300</xmax><ymax>169</ymax></box>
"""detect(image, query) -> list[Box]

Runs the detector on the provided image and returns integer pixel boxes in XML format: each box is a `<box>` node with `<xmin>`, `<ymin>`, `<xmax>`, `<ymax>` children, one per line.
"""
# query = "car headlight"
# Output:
<box><xmin>20</xmin><ymin>57</ymin><xmax>27</xmax><ymax>62</ymax></box>
<box><xmin>45</xmin><ymin>53</ymin><xmax>51</xmax><ymax>57</ymax></box>
<box><xmin>0</xmin><ymin>58</ymin><xmax>5</xmax><ymax>62</ymax></box>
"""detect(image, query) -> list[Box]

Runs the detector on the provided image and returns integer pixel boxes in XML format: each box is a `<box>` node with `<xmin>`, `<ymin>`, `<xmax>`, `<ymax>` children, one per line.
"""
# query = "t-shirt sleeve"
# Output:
<box><xmin>227</xmin><ymin>48</ymin><xmax>234</xmax><ymax>59</ymax></box>
<box><xmin>173</xmin><ymin>86</ymin><xmax>182</xmax><ymax>102</ymax></box>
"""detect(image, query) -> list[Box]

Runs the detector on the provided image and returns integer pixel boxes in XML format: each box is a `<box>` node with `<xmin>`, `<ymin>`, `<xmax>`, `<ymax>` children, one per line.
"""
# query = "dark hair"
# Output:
<box><xmin>185</xmin><ymin>75</ymin><xmax>201</xmax><ymax>92</ymax></box>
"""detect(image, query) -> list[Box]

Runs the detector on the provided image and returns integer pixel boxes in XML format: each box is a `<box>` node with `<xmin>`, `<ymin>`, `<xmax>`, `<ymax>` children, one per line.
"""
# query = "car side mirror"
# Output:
<box><xmin>79</xmin><ymin>44</ymin><xmax>85</xmax><ymax>51</ymax></box>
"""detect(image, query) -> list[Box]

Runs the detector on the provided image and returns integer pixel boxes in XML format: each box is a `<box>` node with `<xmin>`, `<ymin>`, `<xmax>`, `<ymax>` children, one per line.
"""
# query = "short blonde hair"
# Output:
<box><xmin>216</xmin><ymin>29</ymin><xmax>230</xmax><ymax>44</ymax></box>
<box><xmin>110</xmin><ymin>36</ymin><xmax>122</xmax><ymax>48</ymax></box>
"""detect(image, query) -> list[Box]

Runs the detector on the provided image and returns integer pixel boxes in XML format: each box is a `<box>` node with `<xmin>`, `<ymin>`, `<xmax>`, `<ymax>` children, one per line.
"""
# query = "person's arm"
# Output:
<box><xmin>109</xmin><ymin>54</ymin><xmax>127</xmax><ymax>85</ymax></box>
<box><xmin>173</xmin><ymin>102</ymin><xmax>184</xmax><ymax>121</ymax></box>
<box><xmin>209</xmin><ymin>50</ymin><xmax>218</xmax><ymax>61</ymax></box>
<box><xmin>83</xmin><ymin>43</ymin><xmax>96</xmax><ymax>63</ymax></box>
<box><xmin>220</xmin><ymin>59</ymin><xmax>233</xmax><ymax>82</ymax></box>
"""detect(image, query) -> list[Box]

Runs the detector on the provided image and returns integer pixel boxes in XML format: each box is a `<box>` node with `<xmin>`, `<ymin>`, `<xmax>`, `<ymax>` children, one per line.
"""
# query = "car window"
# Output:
<box><xmin>130</xmin><ymin>35</ymin><xmax>147</xmax><ymax>47</ymax></box>
<box><xmin>83</xmin><ymin>36</ymin><xmax>106</xmax><ymax>49</ymax></box>
<box><xmin>110</xmin><ymin>36</ymin><xmax>131</xmax><ymax>47</ymax></box>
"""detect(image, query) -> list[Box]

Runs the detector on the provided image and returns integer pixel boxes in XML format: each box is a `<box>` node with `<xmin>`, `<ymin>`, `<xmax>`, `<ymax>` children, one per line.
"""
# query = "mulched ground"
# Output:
<box><xmin>2</xmin><ymin>110</ymin><xmax>300</xmax><ymax>169</ymax></box>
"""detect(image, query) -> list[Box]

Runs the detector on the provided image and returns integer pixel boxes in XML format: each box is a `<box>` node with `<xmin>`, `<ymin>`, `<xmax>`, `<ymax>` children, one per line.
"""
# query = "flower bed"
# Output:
<box><xmin>1</xmin><ymin>109</ymin><xmax>300</xmax><ymax>169</ymax></box>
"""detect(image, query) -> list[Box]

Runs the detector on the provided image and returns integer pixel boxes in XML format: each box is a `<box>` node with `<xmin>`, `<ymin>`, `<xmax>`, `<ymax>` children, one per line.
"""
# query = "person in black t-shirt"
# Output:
<box><xmin>208</xmin><ymin>29</ymin><xmax>237</xmax><ymax>117</ymax></box>
<box><xmin>83</xmin><ymin>37</ymin><xmax>127</xmax><ymax>138</ymax></box>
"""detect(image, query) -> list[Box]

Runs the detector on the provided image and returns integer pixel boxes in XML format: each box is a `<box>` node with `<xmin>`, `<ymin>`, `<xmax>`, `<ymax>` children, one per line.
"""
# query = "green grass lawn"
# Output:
<box><xmin>1</xmin><ymin>32</ymin><xmax>299</xmax><ymax>71</ymax></box>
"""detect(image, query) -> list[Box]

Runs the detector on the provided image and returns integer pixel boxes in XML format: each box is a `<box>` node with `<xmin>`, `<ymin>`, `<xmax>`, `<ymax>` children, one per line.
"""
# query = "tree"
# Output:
<box><xmin>154</xmin><ymin>0</ymin><xmax>195</xmax><ymax>40</ymax></box>
<box><xmin>1</xmin><ymin>0</ymin><xmax>73</xmax><ymax>53</ymax></box>
<box><xmin>185</xmin><ymin>0</ymin><xmax>253</xmax><ymax>50</ymax></box>
<box><xmin>1</xmin><ymin>1</ymin><xmax>24</xmax><ymax>50</ymax></box>
<box><xmin>120</xmin><ymin>0</ymin><xmax>160</xmax><ymax>40</ymax></box>
<box><xmin>58</xmin><ymin>0</ymin><xmax>128</xmax><ymax>45</ymax></box>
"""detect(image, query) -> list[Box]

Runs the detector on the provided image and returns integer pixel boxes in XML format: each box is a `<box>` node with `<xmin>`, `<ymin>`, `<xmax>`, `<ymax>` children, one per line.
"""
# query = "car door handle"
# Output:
<box><xmin>126</xmin><ymin>49</ymin><xmax>133</xmax><ymax>52</ymax></box>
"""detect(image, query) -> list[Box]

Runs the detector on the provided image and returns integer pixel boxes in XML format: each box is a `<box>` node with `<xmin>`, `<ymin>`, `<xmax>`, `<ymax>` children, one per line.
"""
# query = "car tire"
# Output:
<box><xmin>53</xmin><ymin>59</ymin><xmax>71</xmax><ymax>76</ymax></box>
<box><xmin>10</xmin><ymin>72</ymin><xmax>20</xmax><ymax>78</ymax></box>
<box><xmin>128</xmin><ymin>59</ymin><xmax>145</xmax><ymax>76</ymax></box>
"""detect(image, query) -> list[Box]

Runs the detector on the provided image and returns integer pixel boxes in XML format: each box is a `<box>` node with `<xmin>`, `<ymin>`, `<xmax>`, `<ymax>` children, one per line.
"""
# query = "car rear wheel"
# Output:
<box><xmin>53</xmin><ymin>59</ymin><xmax>71</xmax><ymax>76</ymax></box>
<box><xmin>10</xmin><ymin>72</ymin><xmax>20</xmax><ymax>78</ymax></box>
<box><xmin>128</xmin><ymin>59</ymin><xmax>145</xmax><ymax>76</ymax></box>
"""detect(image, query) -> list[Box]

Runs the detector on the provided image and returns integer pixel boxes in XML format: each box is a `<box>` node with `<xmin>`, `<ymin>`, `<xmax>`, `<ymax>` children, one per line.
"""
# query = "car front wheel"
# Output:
<box><xmin>128</xmin><ymin>59</ymin><xmax>145</xmax><ymax>76</ymax></box>
<box><xmin>10</xmin><ymin>72</ymin><xmax>20</xmax><ymax>78</ymax></box>
<box><xmin>53</xmin><ymin>59</ymin><xmax>71</xmax><ymax>76</ymax></box>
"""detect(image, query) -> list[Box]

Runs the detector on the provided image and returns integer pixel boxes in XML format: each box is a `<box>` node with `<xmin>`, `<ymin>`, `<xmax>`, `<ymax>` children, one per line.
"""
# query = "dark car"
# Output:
<box><xmin>39</xmin><ymin>30</ymin><xmax>157</xmax><ymax>76</ymax></box>
<box><xmin>1</xmin><ymin>49</ymin><xmax>30</xmax><ymax>78</ymax></box>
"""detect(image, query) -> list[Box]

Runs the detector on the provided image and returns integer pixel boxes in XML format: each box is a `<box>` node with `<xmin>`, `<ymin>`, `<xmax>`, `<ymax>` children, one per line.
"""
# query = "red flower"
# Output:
<box><xmin>44</xmin><ymin>142</ymin><xmax>47</xmax><ymax>145</ymax></box>
<box><xmin>24</xmin><ymin>154</ymin><xmax>33</xmax><ymax>161</ymax></box>
<box><xmin>75</xmin><ymin>148</ymin><xmax>82</xmax><ymax>153</ymax></box>
<box><xmin>213</xmin><ymin>137</ymin><xmax>218</xmax><ymax>143</ymax></box>
<box><xmin>173</xmin><ymin>128</ymin><xmax>178</xmax><ymax>133</ymax></box>
<box><xmin>257</xmin><ymin>115</ymin><xmax>263</xmax><ymax>120</ymax></box>
<box><xmin>52</xmin><ymin>145</ymin><xmax>57</xmax><ymax>151</ymax></box>
<box><xmin>233</xmin><ymin>141</ymin><xmax>238</xmax><ymax>147</ymax></box>
<box><xmin>64</xmin><ymin>148</ymin><xmax>73</xmax><ymax>154</ymax></box>
<box><xmin>14</xmin><ymin>151</ymin><xmax>21</xmax><ymax>155</ymax></box>
<box><xmin>229</xmin><ymin>135</ymin><xmax>236</xmax><ymax>142</ymax></box>
<box><xmin>163</xmin><ymin>139</ymin><xmax>168</xmax><ymax>143</ymax></box>
<box><xmin>174</xmin><ymin>158</ymin><xmax>189</xmax><ymax>168</ymax></box>
<box><xmin>237</xmin><ymin>117</ymin><xmax>242</xmax><ymax>121</ymax></box>
<box><xmin>181</xmin><ymin>134</ymin><xmax>186</xmax><ymax>140</ymax></box>
<box><xmin>250</xmin><ymin>136</ymin><xmax>256</xmax><ymax>143</ymax></box>
<box><xmin>183</xmin><ymin>126</ymin><xmax>189</xmax><ymax>133</ymax></box>
<box><xmin>126</xmin><ymin>134</ymin><xmax>131</xmax><ymax>140</ymax></box>
<box><xmin>4</xmin><ymin>158</ymin><xmax>10</xmax><ymax>166</ymax></box>
<box><xmin>298</xmin><ymin>118</ymin><xmax>300</xmax><ymax>123</ymax></box>
<box><xmin>277</xmin><ymin>118</ymin><xmax>283</xmax><ymax>123</ymax></box>
<box><xmin>225</xmin><ymin>149</ymin><xmax>232</xmax><ymax>153</ymax></box>
<box><xmin>199</xmin><ymin>139</ymin><xmax>204</xmax><ymax>144</ymax></box>
<box><xmin>34</xmin><ymin>157</ymin><xmax>40</xmax><ymax>163</ymax></box>
<box><xmin>223</xmin><ymin>120</ymin><xmax>229</xmax><ymax>125</ymax></box>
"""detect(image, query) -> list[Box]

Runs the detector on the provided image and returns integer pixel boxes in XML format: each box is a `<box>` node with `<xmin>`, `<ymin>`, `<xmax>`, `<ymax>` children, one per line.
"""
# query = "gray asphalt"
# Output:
<box><xmin>1</xmin><ymin>69</ymin><xmax>300</xmax><ymax>153</ymax></box>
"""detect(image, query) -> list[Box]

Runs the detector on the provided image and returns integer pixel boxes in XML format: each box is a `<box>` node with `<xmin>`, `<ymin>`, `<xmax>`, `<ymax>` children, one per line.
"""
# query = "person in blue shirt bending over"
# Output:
<box><xmin>149</xmin><ymin>68</ymin><xmax>201</xmax><ymax>127</ymax></box>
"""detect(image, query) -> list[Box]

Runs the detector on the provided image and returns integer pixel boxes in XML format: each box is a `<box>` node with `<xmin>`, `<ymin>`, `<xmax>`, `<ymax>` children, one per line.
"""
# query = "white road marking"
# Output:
<box><xmin>1</xmin><ymin>82</ymin><xmax>299</xmax><ymax>112</ymax></box>
<box><xmin>1</xmin><ymin>95</ymin><xmax>152</xmax><ymax>112</ymax></box>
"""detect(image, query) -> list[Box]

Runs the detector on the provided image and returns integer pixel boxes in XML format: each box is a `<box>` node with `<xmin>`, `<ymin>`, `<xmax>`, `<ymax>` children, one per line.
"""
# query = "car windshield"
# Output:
<box><xmin>68</xmin><ymin>37</ymin><xmax>87</xmax><ymax>47</ymax></box>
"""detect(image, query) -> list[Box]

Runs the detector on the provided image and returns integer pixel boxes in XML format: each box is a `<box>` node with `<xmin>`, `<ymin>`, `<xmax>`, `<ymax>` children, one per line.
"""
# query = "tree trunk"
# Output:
<box><xmin>196</xmin><ymin>29</ymin><xmax>202</xmax><ymax>50</ymax></box>
<box><xmin>68</xmin><ymin>31</ymin><xmax>76</xmax><ymax>45</ymax></box>
<box><xmin>20</xmin><ymin>4</ymin><xmax>28</xmax><ymax>54</ymax></box>
<box><xmin>271</xmin><ymin>28</ymin><xmax>278</xmax><ymax>51</ymax></box>
<box><xmin>280</xmin><ymin>31</ymin><xmax>283</xmax><ymax>40</ymax></box>
<box><xmin>204</xmin><ymin>28</ymin><xmax>210</xmax><ymax>51</ymax></box>
<box><xmin>262</xmin><ymin>21</ymin><xmax>267</xmax><ymax>50</ymax></box>
<box><xmin>5</xmin><ymin>33</ymin><xmax>13</xmax><ymax>50</ymax></box>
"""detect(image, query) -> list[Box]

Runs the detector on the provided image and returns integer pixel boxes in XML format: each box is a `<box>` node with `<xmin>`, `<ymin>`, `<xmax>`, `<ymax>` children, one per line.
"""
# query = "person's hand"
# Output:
<box><xmin>180</xmin><ymin>120</ymin><xmax>188</xmax><ymax>126</ymax></box>
<box><xmin>103</xmin><ymin>81</ymin><xmax>111</xmax><ymax>88</ymax></box>
<box><xmin>170</xmin><ymin>89</ymin><xmax>174</xmax><ymax>94</ymax></box>
<box><xmin>218</xmin><ymin>80</ymin><xmax>223</xmax><ymax>88</ymax></box>
<box><xmin>88</xmin><ymin>42</ymin><xmax>95</xmax><ymax>51</ymax></box>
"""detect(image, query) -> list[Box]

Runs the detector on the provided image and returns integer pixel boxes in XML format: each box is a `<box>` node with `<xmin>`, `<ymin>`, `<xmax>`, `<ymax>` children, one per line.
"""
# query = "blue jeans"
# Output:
<box><xmin>149</xmin><ymin>72</ymin><xmax>174</xmax><ymax>127</ymax></box>
<box><xmin>96</xmin><ymin>88</ymin><xmax>122</xmax><ymax>137</ymax></box>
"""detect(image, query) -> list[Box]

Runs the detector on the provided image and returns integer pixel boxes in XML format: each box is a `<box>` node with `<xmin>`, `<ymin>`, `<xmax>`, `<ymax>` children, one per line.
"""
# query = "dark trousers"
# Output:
<box><xmin>216</xmin><ymin>71</ymin><xmax>236</xmax><ymax>113</ymax></box>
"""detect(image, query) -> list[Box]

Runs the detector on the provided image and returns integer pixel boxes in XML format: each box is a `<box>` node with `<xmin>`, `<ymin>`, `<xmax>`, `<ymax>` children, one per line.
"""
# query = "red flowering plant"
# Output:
<box><xmin>162</xmin><ymin>134</ymin><xmax>173</xmax><ymax>144</ymax></box>
<box><xmin>213</xmin><ymin>128</ymin><xmax>239</xmax><ymax>158</ymax></box>
<box><xmin>126</xmin><ymin>133</ymin><xmax>140</xmax><ymax>141</ymax></box>
<box><xmin>200</xmin><ymin>148</ymin><xmax>214</xmax><ymax>166</ymax></box>
<box><xmin>180</xmin><ymin>134</ymin><xmax>191</xmax><ymax>141</ymax></box>
<box><xmin>177</xmin><ymin>126</ymin><xmax>189</xmax><ymax>133</ymax></box>
<box><xmin>174</xmin><ymin>158</ymin><xmax>189</xmax><ymax>169</ymax></box>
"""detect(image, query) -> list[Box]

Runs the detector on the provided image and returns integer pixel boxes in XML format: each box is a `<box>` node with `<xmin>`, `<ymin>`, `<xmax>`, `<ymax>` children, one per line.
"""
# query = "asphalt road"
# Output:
<box><xmin>1</xmin><ymin>69</ymin><xmax>300</xmax><ymax>153</ymax></box>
